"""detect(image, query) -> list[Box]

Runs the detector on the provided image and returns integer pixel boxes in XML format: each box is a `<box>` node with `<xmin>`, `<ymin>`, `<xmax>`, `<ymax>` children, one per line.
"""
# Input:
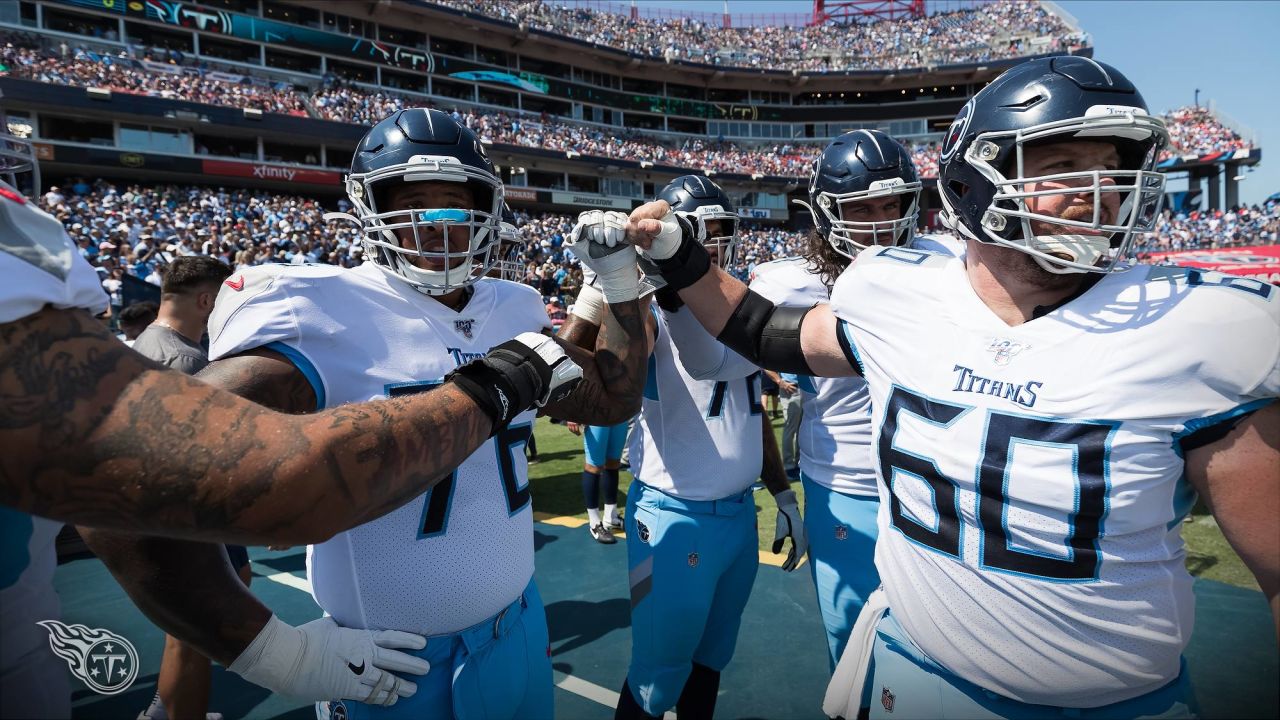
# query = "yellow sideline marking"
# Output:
<box><xmin>533</xmin><ymin>511</ymin><xmax>588</xmax><ymax>528</ymax></box>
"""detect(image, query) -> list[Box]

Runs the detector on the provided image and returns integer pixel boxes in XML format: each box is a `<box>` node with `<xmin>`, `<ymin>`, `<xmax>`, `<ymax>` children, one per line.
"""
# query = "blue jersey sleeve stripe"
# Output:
<box><xmin>1171</xmin><ymin>397</ymin><xmax>1275</xmax><ymax>458</ymax></box>
<box><xmin>264</xmin><ymin>341</ymin><xmax>327</xmax><ymax>409</ymax></box>
<box><xmin>836</xmin><ymin>318</ymin><xmax>865</xmax><ymax>376</ymax></box>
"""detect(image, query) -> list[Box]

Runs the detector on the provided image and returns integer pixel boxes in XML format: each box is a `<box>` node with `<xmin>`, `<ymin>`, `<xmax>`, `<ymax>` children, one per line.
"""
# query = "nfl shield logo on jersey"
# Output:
<box><xmin>986</xmin><ymin>337</ymin><xmax>1028</xmax><ymax>366</ymax></box>
<box><xmin>688</xmin><ymin>552</ymin><xmax>699</xmax><ymax>567</ymax></box>
<box><xmin>881</xmin><ymin>686</ymin><xmax>896</xmax><ymax>713</ymax></box>
<box><xmin>835</xmin><ymin>525</ymin><xmax>849</xmax><ymax>541</ymax></box>
<box><xmin>455</xmin><ymin>319</ymin><xmax>476</xmax><ymax>339</ymax></box>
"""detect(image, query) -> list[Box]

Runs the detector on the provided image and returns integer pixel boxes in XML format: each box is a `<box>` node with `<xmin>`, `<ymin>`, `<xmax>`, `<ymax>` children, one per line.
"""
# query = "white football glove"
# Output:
<box><xmin>568</xmin><ymin>210</ymin><xmax>640</xmax><ymax>303</ymax></box>
<box><xmin>228</xmin><ymin>615</ymin><xmax>430</xmax><ymax>707</ymax></box>
<box><xmin>771</xmin><ymin>490</ymin><xmax>809</xmax><ymax>572</ymax></box>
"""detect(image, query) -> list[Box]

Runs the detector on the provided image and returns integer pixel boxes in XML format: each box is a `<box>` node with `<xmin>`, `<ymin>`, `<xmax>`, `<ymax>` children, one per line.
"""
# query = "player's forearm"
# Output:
<box><xmin>76</xmin><ymin>528</ymin><xmax>270</xmax><ymax>666</ymax></box>
<box><xmin>0</xmin><ymin>307</ymin><xmax>493</xmax><ymax>544</ymax></box>
<box><xmin>556</xmin><ymin>314</ymin><xmax>601</xmax><ymax>353</ymax></box>
<box><xmin>545</xmin><ymin>299</ymin><xmax>647</xmax><ymax>425</ymax></box>
<box><xmin>675</xmin><ymin>264</ymin><xmax>751</xmax><ymax>338</ymax></box>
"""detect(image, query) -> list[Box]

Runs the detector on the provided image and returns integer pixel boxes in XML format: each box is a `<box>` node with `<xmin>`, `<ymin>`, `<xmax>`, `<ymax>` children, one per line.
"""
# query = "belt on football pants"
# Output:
<box><xmin>823</xmin><ymin>586</ymin><xmax>889</xmax><ymax>719</ymax></box>
<box><xmin>636</xmin><ymin>481</ymin><xmax>755</xmax><ymax>517</ymax></box>
<box><xmin>430</xmin><ymin>591</ymin><xmax>528</xmax><ymax>656</ymax></box>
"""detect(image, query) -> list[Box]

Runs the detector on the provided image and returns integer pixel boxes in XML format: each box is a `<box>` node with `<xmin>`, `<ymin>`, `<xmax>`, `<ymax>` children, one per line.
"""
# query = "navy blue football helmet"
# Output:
<box><xmin>937</xmin><ymin>56</ymin><xmax>1169</xmax><ymax>274</ymax></box>
<box><xmin>657</xmin><ymin>175</ymin><xmax>739</xmax><ymax>268</ymax></box>
<box><xmin>340</xmin><ymin>108</ymin><xmax>504</xmax><ymax>294</ymax></box>
<box><xmin>805</xmin><ymin>130</ymin><xmax>921</xmax><ymax>258</ymax></box>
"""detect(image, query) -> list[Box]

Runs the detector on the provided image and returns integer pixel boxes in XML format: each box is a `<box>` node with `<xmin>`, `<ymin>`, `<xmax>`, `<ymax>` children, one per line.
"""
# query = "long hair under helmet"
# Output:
<box><xmin>803</xmin><ymin>129</ymin><xmax>921</xmax><ymax>259</ymax></box>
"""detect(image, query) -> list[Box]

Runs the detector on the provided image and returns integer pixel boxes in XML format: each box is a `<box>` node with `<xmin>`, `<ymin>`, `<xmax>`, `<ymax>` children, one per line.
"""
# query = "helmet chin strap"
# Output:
<box><xmin>392</xmin><ymin>254</ymin><xmax>471</xmax><ymax>296</ymax></box>
<box><xmin>1028</xmin><ymin>234</ymin><xmax>1109</xmax><ymax>274</ymax></box>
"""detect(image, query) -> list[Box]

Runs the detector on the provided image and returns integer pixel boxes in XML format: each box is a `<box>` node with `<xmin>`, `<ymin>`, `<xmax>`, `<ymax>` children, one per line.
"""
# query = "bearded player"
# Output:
<box><xmin>586</xmin><ymin>57</ymin><xmax>1277</xmax><ymax>719</ymax></box>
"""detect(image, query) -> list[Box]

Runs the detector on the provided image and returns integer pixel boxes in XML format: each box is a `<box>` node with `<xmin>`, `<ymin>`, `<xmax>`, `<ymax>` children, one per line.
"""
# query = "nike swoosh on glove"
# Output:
<box><xmin>772</xmin><ymin>489</ymin><xmax>809</xmax><ymax>572</ymax></box>
<box><xmin>229</xmin><ymin>615</ymin><xmax>431</xmax><ymax>707</ymax></box>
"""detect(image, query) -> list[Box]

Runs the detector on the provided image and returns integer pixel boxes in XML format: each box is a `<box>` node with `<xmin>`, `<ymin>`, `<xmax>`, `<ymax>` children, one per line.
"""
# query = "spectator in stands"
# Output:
<box><xmin>430</xmin><ymin>0</ymin><xmax>1085</xmax><ymax>73</ymax></box>
<box><xmin>116</xmin><ymin>300</ymin><xmax>158</xmax><ymax>345</ymax></box>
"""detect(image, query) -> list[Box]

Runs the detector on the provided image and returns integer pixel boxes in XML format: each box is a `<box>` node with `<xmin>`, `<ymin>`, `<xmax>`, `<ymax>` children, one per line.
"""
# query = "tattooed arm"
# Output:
<box><xmin>544</xmin><ymin>299</ymin><xmax>654</xmax><ymax>426</ymax></box>
<box><xmin>76</xmin><ymin>347</ymin><xmax>316</xmax><ymax>665</ymax></box>
<box><xmin>1</xmin><ymin>306</ymin><xmax>493</xmax><ymax>545</ymax></box>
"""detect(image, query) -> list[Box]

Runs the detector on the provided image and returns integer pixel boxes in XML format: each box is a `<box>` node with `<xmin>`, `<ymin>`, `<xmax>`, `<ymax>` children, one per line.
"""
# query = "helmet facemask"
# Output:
<box><xmin>677</xmin><ymin>204</ymin><xmax>739</xmax><ymax>269</ymax></box>
<box><xmin>494</xmin><ymin>220</ymin><xmax>526</xmax><ymax>282</ymax></box>
<box><xmin>958</xmin><ymin>111</ymin><xmax>1167</xmax><ymax>274</ymax></box>
<box><xmin>811</xmin><ymin>178</ymin><xmax>921</xmax><ymax>259</ymax></box>
<box><xmin>332</xmin><ymin>155</ymin><xmax>504</xmax><ymax>295</ymax></box>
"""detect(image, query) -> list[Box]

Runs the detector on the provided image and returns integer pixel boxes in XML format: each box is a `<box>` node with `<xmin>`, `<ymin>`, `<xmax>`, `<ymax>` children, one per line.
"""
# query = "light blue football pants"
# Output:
<box><xmin>316</xmin><ymin>580</ymin><xmax>552</xmax><ymax>720</ymax></box>
<box><xmin>624</xmin><ymin>480</ymin><xmax>759</xmax><ymax>716</ymax></box>
<box><xmin>803</xmin><ymin>474</ymin><xmax>882</xmax><ymax>671</ymax></box>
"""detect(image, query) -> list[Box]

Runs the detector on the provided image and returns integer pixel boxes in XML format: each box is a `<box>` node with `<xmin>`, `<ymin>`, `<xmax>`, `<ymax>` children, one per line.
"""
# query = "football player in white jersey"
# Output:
<box><xmin>752</xmin><ymin>128</ymin><xmax>960</xmax><ymax>677</ymax></box>
<box><xmin>0</xmin><ymin>110</ymin><xmax>590</xmax><ymax>714</ymax></box>
<box><xmin>586</xmin><ymin>57</ymin><xmax>1278</xmax><ymax>719</ymax></box>
<box><xmin>567</xmin><ymin>175</ymin><xmax>807</xmax><ymax>719</ymax></box>
<box><xmin>81</xmin><ymin>108</ymin><xmax>651</xmax><ymax>720</ymax></box>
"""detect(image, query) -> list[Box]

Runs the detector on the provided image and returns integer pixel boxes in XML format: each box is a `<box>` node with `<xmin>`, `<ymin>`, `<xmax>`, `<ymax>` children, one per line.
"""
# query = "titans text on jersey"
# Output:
<box><xmin>209</xmin><ymin>262</ymin><xmax>551</xmax><ymax>637</ymax></box>
<box><xmin>829</xmin><ymin>245</ymin><xmax>1279</xmax><ymax>708</ymax></box>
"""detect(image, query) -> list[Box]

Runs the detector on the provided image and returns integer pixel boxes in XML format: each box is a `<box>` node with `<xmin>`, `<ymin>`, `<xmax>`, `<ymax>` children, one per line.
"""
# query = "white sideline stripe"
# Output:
<box><xmin>554</xmin><ymin>671</ymin><xmax>676</xmax><ymax>720</ymax></box>
<box><xmin>252</xmin><ymin>561</ymin><xmax>312</xmax><ymax>593</ymax></box>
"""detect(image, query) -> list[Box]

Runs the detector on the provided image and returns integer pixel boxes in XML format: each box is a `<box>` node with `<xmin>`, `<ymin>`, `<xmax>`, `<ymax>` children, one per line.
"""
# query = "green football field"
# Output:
<box><xmin>527</xmin><ymin>415</ymin><xmax>1259</xmax><ymax>590</ymax></box>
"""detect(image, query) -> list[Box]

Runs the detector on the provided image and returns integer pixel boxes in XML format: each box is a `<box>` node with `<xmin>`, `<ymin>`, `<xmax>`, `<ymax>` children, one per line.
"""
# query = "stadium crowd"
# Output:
<box><xmin>313</xmin><ymin>86</ymin><xmax>947</xmax><ymax>179</ymax></box>
<box><xmin>35</xmin><ymin>180</ymin><xmax>820</xmax><ymax>317</ymax></box>
<box><xmin>33</xmin><ymin>179</ymin><xmax>1280</xmax><ymax>334</ymax></box>
<box><xmin>0</xmin><ymin>40</ymin><xmax>308</xmax><ymax>115</ymax></box>
<box><xmin>1160</xmin><ymin>105</ymin><xmax>1253</xmax><ymax>158</ymax></box>
<box><xmin>4</xmin><ymin>34</ymin><xmax>1256</xmax><ymax>181</ymax></box>
<box><xmin>432</xmin><ymin>0</ymin><xmax>1087</xmax><ymax>72</ymax></box>
<box><xmin>1135</xmin><ymin>202</ymin><xmax>1280</xmax><ymax>256</ymax></box>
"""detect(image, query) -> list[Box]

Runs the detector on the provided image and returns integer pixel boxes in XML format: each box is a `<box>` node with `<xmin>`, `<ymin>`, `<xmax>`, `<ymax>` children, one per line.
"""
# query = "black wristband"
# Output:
<box><xmin>654</xmin><ymin>227</ymin><xmax>712</xmax><ymax>293</ymax></box>
<box><xmin>654</xmin><ymin>285</ymin><xmax>684</xmax><ymax>313</ymax></box>
<box><xmin>445</xmin><ymin>340</ymin><xmax>549</xmax><ymax>435</ymax></box>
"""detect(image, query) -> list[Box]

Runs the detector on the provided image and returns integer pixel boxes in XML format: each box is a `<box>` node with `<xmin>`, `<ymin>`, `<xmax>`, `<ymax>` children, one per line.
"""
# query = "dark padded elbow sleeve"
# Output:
<box><xmin>715</xmin><ymin>290</ymin><xmax>815</xmax><ymax>375</ymax></box>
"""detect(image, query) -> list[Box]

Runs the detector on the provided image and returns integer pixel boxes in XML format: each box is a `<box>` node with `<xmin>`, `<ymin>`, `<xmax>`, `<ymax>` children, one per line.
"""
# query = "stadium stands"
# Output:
<box><xmin>1160</xmin><ymin>105</ymin><xmax>1254</xmax><ymax>158</ymax></box>
<box><xmin>431</xmin><ymin>0</ymin><xmax>1088</xmax><ymax>72</ymax></box>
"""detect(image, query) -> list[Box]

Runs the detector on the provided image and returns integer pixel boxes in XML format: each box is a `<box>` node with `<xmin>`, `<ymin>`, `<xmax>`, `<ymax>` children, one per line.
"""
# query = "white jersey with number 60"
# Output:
<box><xmin>828</xmin><ymin>246</ymin><xmax>1279</xmax><ymax>708</ymax></box>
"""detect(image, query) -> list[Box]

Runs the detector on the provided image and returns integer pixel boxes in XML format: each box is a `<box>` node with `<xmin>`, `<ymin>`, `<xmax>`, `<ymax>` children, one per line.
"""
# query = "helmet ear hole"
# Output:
<box><xmin>947</xmin><ymin>180</ymin><xmax>968</xmax><ymax>197</ymax></box>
